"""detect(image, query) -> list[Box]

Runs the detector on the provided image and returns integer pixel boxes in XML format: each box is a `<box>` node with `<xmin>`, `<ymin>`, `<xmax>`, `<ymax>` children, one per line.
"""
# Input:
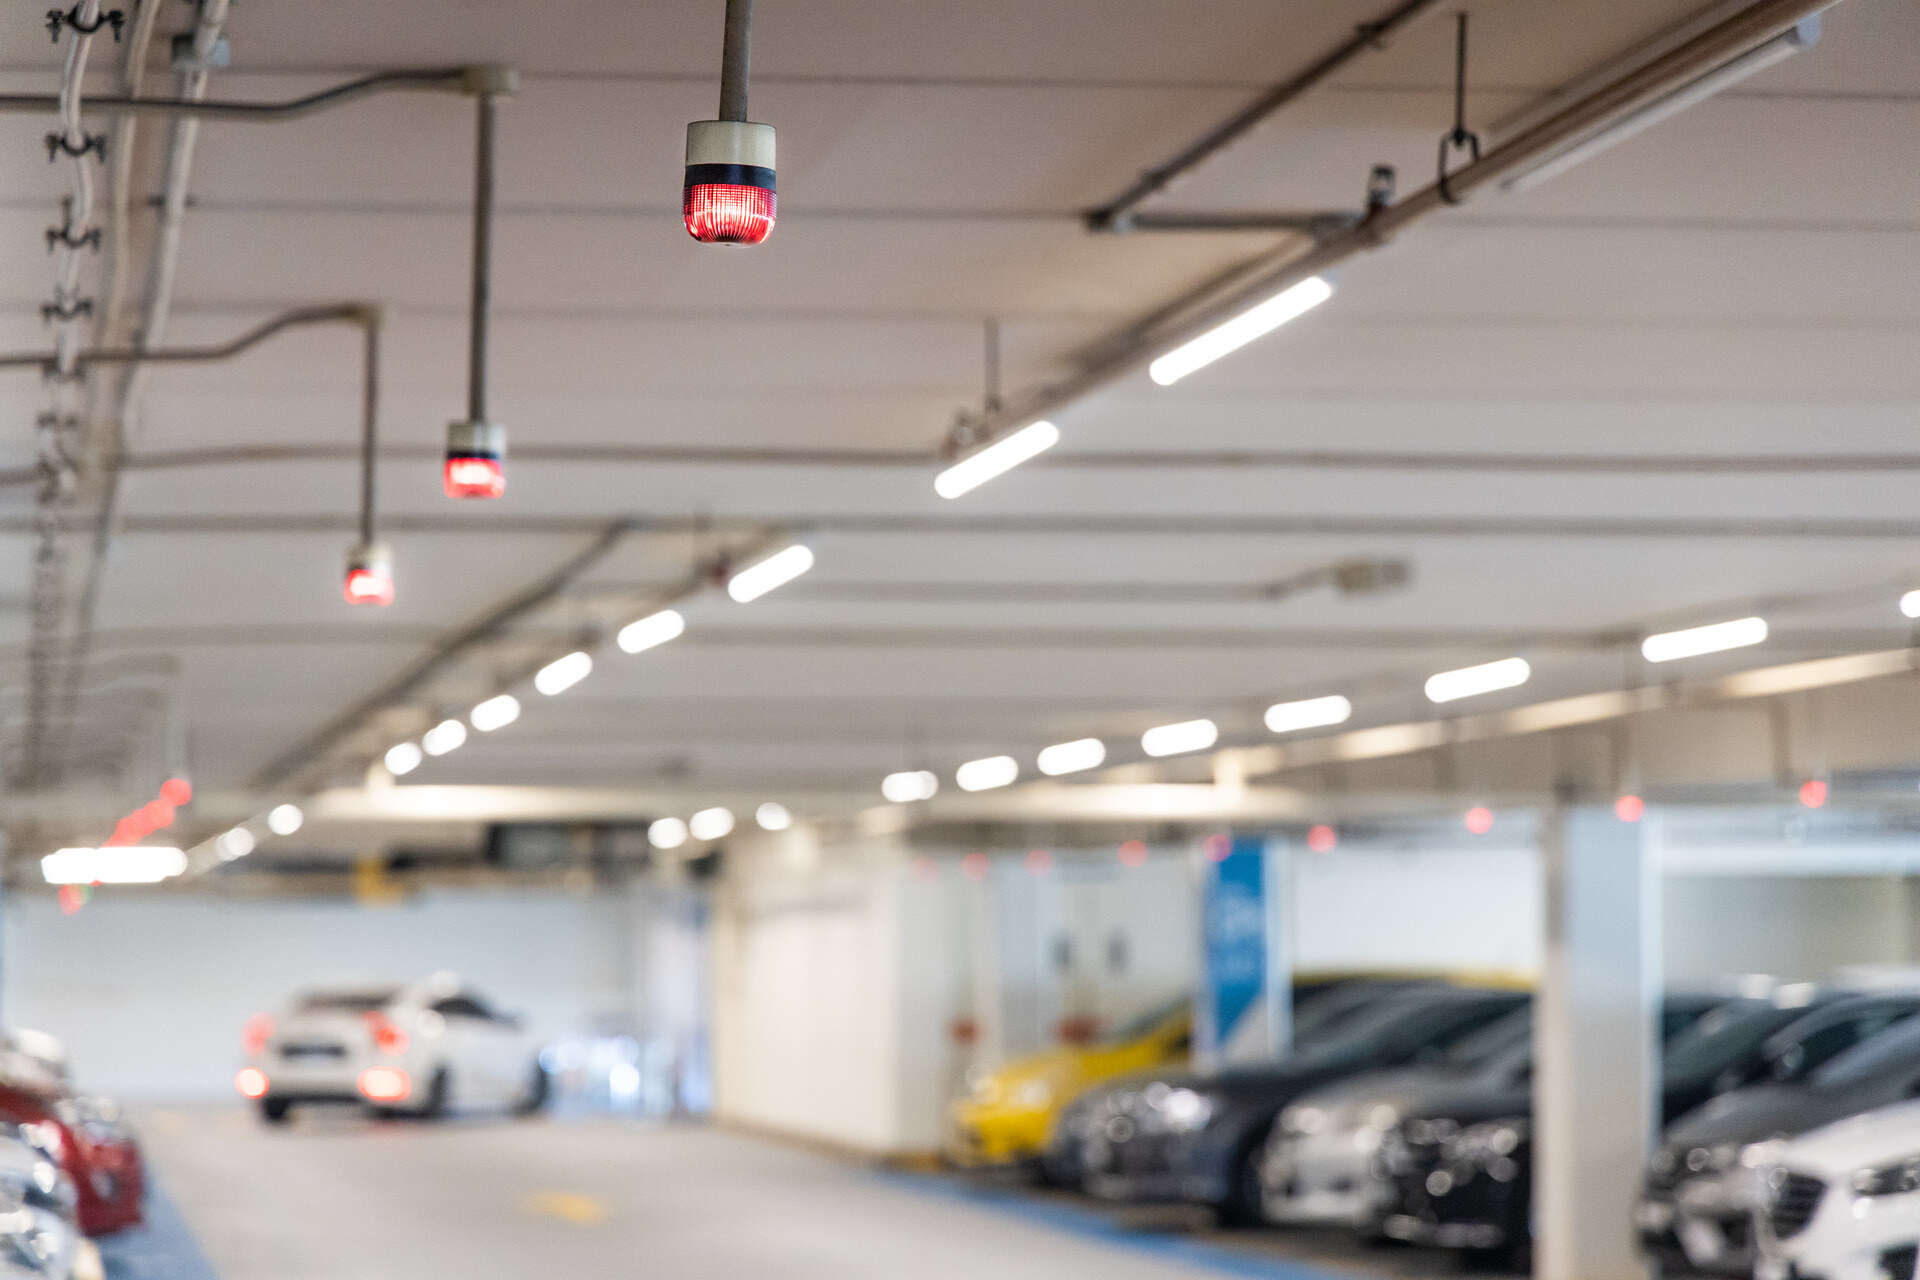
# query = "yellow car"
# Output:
<box><xmin>947</xmin><ymin>1000</ymin><xmax>1190</xmax><ymax>1167</ymax></box>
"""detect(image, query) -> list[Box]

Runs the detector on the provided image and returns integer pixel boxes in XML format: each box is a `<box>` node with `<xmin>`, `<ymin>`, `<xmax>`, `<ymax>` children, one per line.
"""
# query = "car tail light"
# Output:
<box><xmin>357</xmin><ymin>1068</ymin><xmax>410</xmax><ymax>1102</ymax></box>
<box><xmin>444</xmin><ymin>421</ymin><xmax>505</xmax><ymax>499</ymax></box>
<box><xmin>361</xmin><ymin>1012</ymin><xmax>409</xmax><ymax>1056</ymax></box>
<box><xmin>234</xmin><ymin>1068</ymin><xmax>269</xmax><ymax>1100</ymax></box>
<box><xmin>344</xmin><ymin>541</ymin><xmax>394</xmax><ymax>607</ymax></box>
<box><xmin>241</xmin><ymin>1013</ymin><xmax>274</xmax><ymax>1055</ymax></box>
<box><xmin>684</xmin><ymin>120</ymin><xmax>775</xmax><ymax>245</ymax></box>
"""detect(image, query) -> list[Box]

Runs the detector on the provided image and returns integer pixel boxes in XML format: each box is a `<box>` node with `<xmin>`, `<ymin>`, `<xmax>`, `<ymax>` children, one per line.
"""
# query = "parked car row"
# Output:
<box><xmin>0</xmin><ymin>1028</ymin><xmax>147</xmax><ymax>1280</ymax></box>
<box><xmin>951</xmin><ymin>976</ymin><xmax>1920</xmax><ymax>1278</ymax></box>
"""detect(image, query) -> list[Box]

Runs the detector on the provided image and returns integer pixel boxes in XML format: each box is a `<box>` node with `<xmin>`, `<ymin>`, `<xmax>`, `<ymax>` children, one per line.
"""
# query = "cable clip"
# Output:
<box><xmin>47</xmin><ymin>200</ymin><xmax>101</xmax><ymax>252</ymax></box>
<box><xmin>45</xmin><ymin>6</ymin><xmax>125</xmax><ymax>41</ymax></box>
<box><xmin>40</xmin><ymin>296</ymin><xmax>93</xmax><ymax>323</ymax></box>
<box><xmin>44</xmin><ymin>132</ymin><xmax>107</xmax><ymax>162</ymax></box>
<box><xmin>1435</xmin><ymin>13</ymin><xmax>1481</xmax><ymax>206</ymax></box>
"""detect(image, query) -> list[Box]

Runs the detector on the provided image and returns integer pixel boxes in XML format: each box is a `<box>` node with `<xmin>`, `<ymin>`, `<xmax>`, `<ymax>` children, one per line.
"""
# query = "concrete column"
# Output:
<box><xmin>1536</xmin><ymin>806</ymin><xmax>1660</xmax><ymax>1280</ymax></box>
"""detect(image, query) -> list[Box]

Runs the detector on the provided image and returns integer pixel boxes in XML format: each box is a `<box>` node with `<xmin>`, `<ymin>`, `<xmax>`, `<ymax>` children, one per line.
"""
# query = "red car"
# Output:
<box><xmin>0</xmin><ymin>1080</ymin><xmax>142</xmax><ymax>1235</ymax></box>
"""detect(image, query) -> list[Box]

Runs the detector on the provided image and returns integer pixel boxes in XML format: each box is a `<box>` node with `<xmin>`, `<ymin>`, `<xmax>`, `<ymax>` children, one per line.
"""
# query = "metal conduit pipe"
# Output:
<box><xmin>1086</xmin><ymin>0</ymin><xmax>1447</xmax><ymax>230</ymax></box>
<box><xmin>0</xmin><ymin>67</ymin><xmax>503</xmax><ymax>121</ymax></box>
<box><xmin>955</xmin><ymin>0</ymin><xmax>1838</xmax><ymax>462</ymax></box>
<box><xmin>719</xmin><ymin>0</ymin><xmax>754</xmax><ymax>122</ymax></box>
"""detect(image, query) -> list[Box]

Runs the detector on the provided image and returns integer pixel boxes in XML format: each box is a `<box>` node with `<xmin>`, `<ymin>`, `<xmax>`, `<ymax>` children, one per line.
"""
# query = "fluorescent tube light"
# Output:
<box><xmin>1503</xmin><ymin>18</ymin><xmax>1820</xmax><ymax>195</ymax></box>
<box><xmin>956</xmin><ymin>756</ymin><xmax>1018</xmax><ymax>792</ymax></box>
<box><xmin>421</xmin><ymin>718</ymin><xmax>468</xmax><ymax>757</ymax></box>
<box><xmin>648</xmin><ymin>817</ymin><xmax>688</xmax><ymax>850</ymax></box>
<box><xmin>535</xmin><ymin>651</ymin><xmax>592</xmax><ymax>696</ymax></box>
<box><xmin>384</xmin><ymin>742</ymin><xmax>424</xmax><ymax>776</ymax></box>
<box><xmin>1148</xmin><ymin>276</ymin><xmax>1332</xmax><ymax>386</ymax></box>
<box><xmin>42</xmin><ymin>846</ymin><xmax>187</xmax><ymax>885</ymax></box>
<box><xmin>216</xmin><ymin>828</ymin><xmax>256</xmax><ymax>861</ymax></box>
<box><xmin>934</xmin><ymin>421</ymin><xmax>1061</xmax><ymax>499</ymax></box>
<box><xmin>619</xmin><ymin>609</ymin><xmax>685</xmax><ymax>654</ymax></box>
<box><xmin>756</xmin><ymin>802</ymin><xmax>792</xmax><ymax>831</ymax></box>
<box><xmin>1425</xmin><ymin>658</ymin><xmax>1531</xmax><ymax>704</ymax></box>
<box><xmin>728</xmin><ymin>545</ymin><xmax>814</xmax><ymax>603</ymax></box>
<box><xmin>1037</xmin><ymin>738</ymin><xmax>1105</xmax><ymax>776</ymax></box>
<box><xmin>881</xmin><ymin>770</ymin><xmax>939</xmax><ymax>803</ymax></box>
<box><xmin>1641</xmin><ymin>616</ymin><xmax>1767</xmax><ymax>662</ymax></box>
<box><xmin>1899</xmin><ymin>590</ymin><xmax>1920</xmax><ymax>619</ymax></box>
<box><xmin>1264</xmin><ymin>694</ymin><xmax>1353</xmax><ymax>735</ymax></box>
<box><xmin>1141</xmin><ymin>718</ymin><xmax>1219</xmax><ymax>758</ymax></box>
<box><xmin>470</xmin><ymin>694</ymin><xmax>520</xmax><ymax>732</ymax></box>
<box><xmin>267</xmin><ymin>804</ymin><xmax>304</xmax><ymax>836</ymax></box>
<box><xmin>689</xmin><ymin>807</ymin><xmax>735</xmax><ymax>841</ymax></box>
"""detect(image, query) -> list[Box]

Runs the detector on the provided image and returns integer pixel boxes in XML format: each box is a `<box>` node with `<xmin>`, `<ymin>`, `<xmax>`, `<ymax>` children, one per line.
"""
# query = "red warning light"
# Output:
<box><xmin>1464</xmin><ymin>807</ymin><xmax>1495</xmax><ymax>835</ymax></box>
<box><xmin>242</xmin><ymin>1013</ymin><xmax>275</xmax><ymax>1056</ymax></box>
<box><xmin>1799</xmin><ymin>779</ymin><xmax>1828</xmax><ymax>809</ymax></box>
<box><xmin>1025</xmin><ymin>848</ymin><xmax>1054</xmax><ymax>877</ymax></box>
<box><xmin>443</xmin><ymin>455</ymin><xmax>505</xmax><ymax>500</ymax></box>
<box><xmin>143</xmin><ymin>799</ymin><xmax>175</xmax><ymax>829</ymax></box>
<box><xmin>1117</xmin><ymin>840</ymin><xmax>1148</xmax><ymax>868</ymax></box>
<box><xmin>1203</xmin><ymin>833</ymin><xmax>1231</xmax><ymax>862</ymax></box>
<box><xmin>1614</xmin><ymin>794</ymin><xmax>1646</xmax><ymax>823</ymax></box>
<box><xmin>684</xmin><ymin>182</ymin><xmax>775</xmax><ymax>245</ymax></box>
<box><xmin>960</xmin><ymin>851</ymin><xmax>990</xmax><ymax>881</ymax></box>
<box><xmin>344</xmin><ymin>564</ymin><xmax>395</xmax><ymax>607</ymax></box>
<box><xmin>1306</xmin><ymin>824</ymin><xmax>1338</xmax><ymax>853</ymax></box>
<box><xmin>159</xmin><ymin>777</ymin><xmax>192</xmax><ymax>806</ymax></box>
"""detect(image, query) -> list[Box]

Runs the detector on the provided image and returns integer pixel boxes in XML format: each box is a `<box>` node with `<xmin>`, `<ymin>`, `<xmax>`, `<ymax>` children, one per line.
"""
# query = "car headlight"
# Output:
<box><xmin>1014</xmin><ymin>1080</ymin><xmax>1052</xmax><ymax>1110</ymax></box>
<box><xmin>1444</xmin><ymin>1119</ymin><xmax>1528</xmax><ymax>1164</ymax></box>
<box><xmin>1854</xmin><ymin>1156</ymin><xmax>1920</xmax><ymax>1197</ymax></box>
<box><xmin>1683</xmin><ymin>1143</ymin><xmax>1743</xmax><ymax>1174</ymax></box>
<box><xmin>0</xmin><ymin>1206</ymin><xmax>73</xmax><ymax>1278</ymax></box>
<box><xmin>1140</xmin><ymin>1085</ymin><xmax>1213</xmax><ymax>1134</ymax></box>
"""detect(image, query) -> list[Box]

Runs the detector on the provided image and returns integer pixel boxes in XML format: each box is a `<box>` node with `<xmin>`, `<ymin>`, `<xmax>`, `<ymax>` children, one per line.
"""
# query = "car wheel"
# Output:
<box><xmin>419</xmin><ymin>1066</ymin><xmax>450</xmax><ymax>1119</ymax></box>
<box><xmin>513</xmin><ymin>1063</ymin><xmax>549</xmax><ymax>1117</ymax></box>
<box><xmin>259</xmin><ymin>1098</ymin><xmax>291</xmax><ymax>1125</ymax></box>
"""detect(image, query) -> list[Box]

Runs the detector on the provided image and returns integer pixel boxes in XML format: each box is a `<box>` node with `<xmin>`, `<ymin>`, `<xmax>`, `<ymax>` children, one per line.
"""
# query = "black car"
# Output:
<box><xmin>1081</xmin><ymin>984</ymin><xmax>1528</xmax><ymax>1223</ymax></box>
<box><xmin>1039</xmin><ymin>976</ymin><xmax>1449</xmax><ymax>1188</ymax></box>
<box><xmin>1647</xmin><ymin>993</ymin><xmax>1920</xmax><ymax>1274</ymax></box>
<box><xmin>1378</xmin><ymin>990</ymin><xmax>1919</xmax><ymax>1271</ymax></box>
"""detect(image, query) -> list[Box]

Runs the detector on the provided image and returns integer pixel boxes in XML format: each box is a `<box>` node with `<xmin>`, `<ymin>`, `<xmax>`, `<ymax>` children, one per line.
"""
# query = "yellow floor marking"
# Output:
<box><xmin>523</xmin><ymin>1192</ymin><xmax>606</xmax><ymax>1225</ymax></box>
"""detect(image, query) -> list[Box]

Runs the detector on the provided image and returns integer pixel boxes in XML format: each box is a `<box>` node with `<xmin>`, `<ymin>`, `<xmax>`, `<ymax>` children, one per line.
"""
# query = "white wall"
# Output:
<box><xmin>3</xmin><ymin>887</ymin><xmax>646</xmax><ymax>1101</ymax></box>
<box><xmin>1662</xmin><ymin>875</ymin><xmax>1912</xmax><ymax>984</ymax></box>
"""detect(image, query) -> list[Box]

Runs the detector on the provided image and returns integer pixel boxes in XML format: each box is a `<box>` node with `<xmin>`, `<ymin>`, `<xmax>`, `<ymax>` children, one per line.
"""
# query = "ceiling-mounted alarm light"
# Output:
<box><xmin>727</xmin><ymin>545</ymin><xmax>813</xmax><ymax>602</ymax></box>
<box><xmin>685</xmin><ymin>120</ymin><xmax>776</xmax><ymax>245</ymax></box>
<box><xmin>444</xmin><ymin>421</ymin><xmax>506</xmax><ymax>499</ymax></box>
<box><xmin>343</xmin><ymin>541</ymin><xmax>394</xmax><ymax>607</ymax></box>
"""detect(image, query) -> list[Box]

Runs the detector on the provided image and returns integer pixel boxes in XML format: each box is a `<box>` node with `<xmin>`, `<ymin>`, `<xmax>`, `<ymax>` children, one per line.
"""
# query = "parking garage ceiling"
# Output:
<box><xmin>0</xmin><ymin>0</ymin><xmax>1917</xmax><ymax>842</ymax></box>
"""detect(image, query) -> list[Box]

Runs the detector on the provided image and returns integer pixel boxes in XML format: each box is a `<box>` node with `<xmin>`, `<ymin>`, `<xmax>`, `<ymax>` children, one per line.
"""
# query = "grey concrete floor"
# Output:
<box><xmin>133</xmin><ymin>1106</ymin><xmax>1478</xmax><ymax>1280</ymax></box>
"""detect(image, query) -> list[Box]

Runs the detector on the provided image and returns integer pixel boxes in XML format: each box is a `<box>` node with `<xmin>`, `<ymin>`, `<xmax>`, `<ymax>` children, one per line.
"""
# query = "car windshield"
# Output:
<box><xmin>1288</xmin><ymin>991</ymin><xmax>1488</xmax><ymax>1068</ymax></box>
<box><xmin>1292</xmin><ymin>980</ymin><xmax>1437</xmax><ymax>1046</ymax></box>
<box><xmin>1440</xmin><ymin>1005</ymin><xmax>1532</xmax><ymax>1068</ymax></box>
<box><xmin>1809</xmin><ymin>1014</ymin><xmax>1920</xmax><ymax>1091</ymax></box>
<box><xmin>1660</xmin><ymin>999</ymin><xmax>1802</xmax><ymax>1080</ymax></box>
<box><xmin>1099</xmin><ymin>998</ymin><xmax>1184</xmax><ymax>1046</ymax></box>
<box><xmin>296</xmin><ymin>990</ymin><xmax>400</xmax><ymax>1014</ymax></box>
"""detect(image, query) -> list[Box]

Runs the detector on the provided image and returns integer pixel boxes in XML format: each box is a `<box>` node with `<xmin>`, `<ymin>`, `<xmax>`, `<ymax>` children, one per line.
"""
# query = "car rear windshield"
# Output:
<box><xmin>1810</xmin><ymin>1014</ymin><xmax>1920</xmax><ymax>1090</ymax></box>
<box><xmin>295</xmin><ymin>990</ymin><xmax>400</xmax><ymax>1014</ymax></box>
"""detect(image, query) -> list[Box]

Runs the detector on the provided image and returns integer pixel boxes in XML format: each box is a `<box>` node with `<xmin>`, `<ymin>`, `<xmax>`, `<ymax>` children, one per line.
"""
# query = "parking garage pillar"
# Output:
<box><xmin>1536</xmin><ymin>806</ymin><xmax>1660</xmax><ymax>1280</ymax></box>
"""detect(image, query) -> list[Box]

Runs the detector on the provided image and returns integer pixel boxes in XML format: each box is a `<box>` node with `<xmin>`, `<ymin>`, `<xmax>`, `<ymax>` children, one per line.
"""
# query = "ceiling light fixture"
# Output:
<box><xmin>1264</xmin><ymin>694</ymin><xmax>1352</xmax><ymax>734</ymax></box>
<box><xmin>881</xmin><ymin>770</ymin><xmax>939</xmax><ymax>803</ymax></box>
<box><xmin>1037</xmin><ymin>738</ymin><xmax>1105</xmax><ymax>776</ymax></box>
<box><xmin>934</xmin><ymin>421</ymin><xmax>1060</xmax><ymax>499</ymax></box>
<box><xmin>727</xmin><ymin>545</ymin><xmax>813</xmax><ymax>603</ymax></box>
<box><xmin>266</xmin><ymin>804</ymin><xmax>305</xmax><ymax>836</ymax></box>
<box><xmin>421</xmin><ymin>719</ymin><xmax>468</xmax><ymax>757</ymax></box>
<box><xmin>1141</xmin><ymin>718</ymin><xmax>1219</xmax><ymax>758</ymax></box>
<box><xmin>755</xmin><ymin>802</ymin><xmax>792</xmax><ymax>831</ymax></box>
<box><xmin>470</xmin><ymin>693</ymin><xmax>520</xmax><ymax>732</ymax></box>
<box><xmin>216</xmin><ymin>828</ymin><xmax>256</xmax><ymax>861</ymax></box>
<box><xmin>689</xmin><ymin>807</ymin><xmax>736</xmax><ymax>841</ymax></box>
<box><xmin>384</xmin><ymin>742</ymin><xmax>424</xmax><ymax>776</ymax></box>
<box><xmin>618</xmin><ymin>609</ymin><xmax>686</xmax><ymax>654</ymax></box>
<box><xmin>955</xmin><ymin>756</ymin><xmax>1018</xmax><ymax>792</ymax></box>
<box><xmin>1641</xmin><ymin>617</ymin><xmax>1767</xmax><ymax>663</ymax></box>
<box><xmin>1148</xmin><ymin>276</ymin><xmax>1332</xmax><ymax>386</ymax></box>
<box><xmin>1901</xmin><ymin>590</ymin><xmax>1920</xmax><ymax>619</ymax></box>
<box><xmin>1501</xmin><ymin>17</ymin><xmax>1822</xmax><ymax>195</ymax></box>
<box><xmin>685</xmin><ymin>0</ymin><xmax>776</xmax><ymax>244</ymax></box>
<box><xmin>648</xmin><ymin>817</ymin><xmax>689</xmax><ymax>850</ymax></box>
<box><xmin>534</xmin><ymin>651</ymin><xmax>592</xmax><ymax>696</ymax></box>
<box><xmin>42</xmin><ymin>847</ymin><xmax>187</xmax><ymax>885</ymax></box>
<box><xmin>1425</xmin><ymin>657</ymin><xmax>1531</xmax><ymax>704</ymax></box>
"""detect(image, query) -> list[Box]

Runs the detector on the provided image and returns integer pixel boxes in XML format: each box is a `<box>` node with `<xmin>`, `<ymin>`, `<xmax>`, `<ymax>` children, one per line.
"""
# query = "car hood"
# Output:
<box><xmin>1663</xmin><ymin>1083</ymin><xmax>1861</xmax><ymax>1151</ymax></box>
<box><xmin>1400</xmin><ymin>1077</ymin><xmax>1532</xmax><ymax>1126</ymax></box>
<box><xmin>1287</xmin><ymin>1065</ymin><xmax>1503</xmax><ymax>1130</ymax></box>
<box><xmin>1773</xmin><ymin>1099</ymin><xmax>1920</xmax><ymax>1176</ymax></box>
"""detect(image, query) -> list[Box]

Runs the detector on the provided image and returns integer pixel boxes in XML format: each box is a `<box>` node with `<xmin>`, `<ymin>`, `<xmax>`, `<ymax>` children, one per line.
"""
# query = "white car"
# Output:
<box><xmin>1756</xmin><ymin>1098</ymin><xmax>1920</xmax><ymax>1280</ymax></box>
<box><xmin>237</xmin><ymin>974</ymin><xmax>545</xmax><ymax>1123</ymax></box>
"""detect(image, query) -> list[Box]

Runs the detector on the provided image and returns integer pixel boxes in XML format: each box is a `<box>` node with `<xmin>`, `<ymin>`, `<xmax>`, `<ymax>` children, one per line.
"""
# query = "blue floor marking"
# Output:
<box><xmin>875</xmin><ymin>1170</ymin><xmax>1360</xmax><ymax>1280</ymax></box>
<box><xmin>96</xmin><ymin>1180</ymin><xmax>219</xmax><ymax>1280</ymax></box>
